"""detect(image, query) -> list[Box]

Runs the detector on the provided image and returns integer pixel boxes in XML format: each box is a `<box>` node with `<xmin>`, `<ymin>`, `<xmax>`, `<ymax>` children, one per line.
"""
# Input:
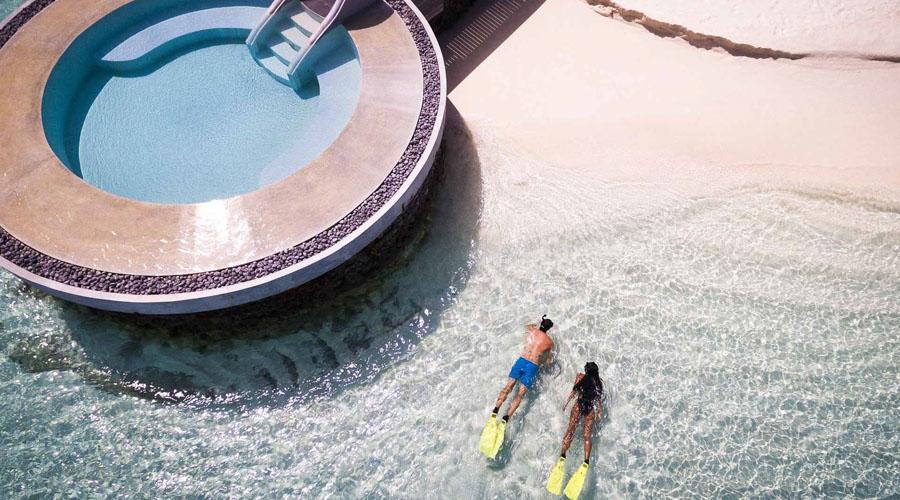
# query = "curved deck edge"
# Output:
<box><xmin>99</xmin><ymin>6</ymin><xmax>264</xmax><ymax>72</ymax></box>
<box><xmin>0</xmin><ymin>0</ymin><xmax>447</xmax><ymax>314</ymax></box>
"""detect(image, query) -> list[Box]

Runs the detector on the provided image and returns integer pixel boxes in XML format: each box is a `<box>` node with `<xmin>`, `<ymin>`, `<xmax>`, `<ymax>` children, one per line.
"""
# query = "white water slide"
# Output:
<box><xmin>246</xmin><ymin>0</ymin><xmax>376</xmax><ymax>90</ymax></box>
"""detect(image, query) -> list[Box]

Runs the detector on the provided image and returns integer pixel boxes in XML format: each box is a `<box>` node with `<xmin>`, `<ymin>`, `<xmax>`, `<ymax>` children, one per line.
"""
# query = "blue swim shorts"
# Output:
<box><xmin>508</xmin><ymin>357</ymin><xmax>540</xmax><ymax>389</ymax></box>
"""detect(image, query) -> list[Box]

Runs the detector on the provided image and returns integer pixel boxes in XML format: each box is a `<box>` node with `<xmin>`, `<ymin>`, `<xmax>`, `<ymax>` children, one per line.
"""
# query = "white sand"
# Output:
<box><xmin>610</xmin><ymin>0</ymin><xmax>900</xmax><ymax>56</ymax></box>
<box><xmin>447</xmin><ymin>0</ymin><xmax>900</xmax><ymax>198</ymax></box>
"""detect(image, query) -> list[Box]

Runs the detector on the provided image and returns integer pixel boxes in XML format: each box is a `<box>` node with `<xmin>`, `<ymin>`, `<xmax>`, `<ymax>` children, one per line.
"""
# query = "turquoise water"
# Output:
<box><xmin>0</xmin><ymin>0</ymin><xmax>18</xmax><ymax>20</ymax></box>
<box><xmin>74</xmin><ymin>42</ymin><xmax>358</xmax><ymax>204</ymax></box>
<box><xmin>41</xmin><ymin>3</ymin><xmax>360</xmax><ymax>204</ymax></box>
<box><xmin>1</xmin><ymin>113</ymin><xmax>899</xmax><ymax>497</ymax></box>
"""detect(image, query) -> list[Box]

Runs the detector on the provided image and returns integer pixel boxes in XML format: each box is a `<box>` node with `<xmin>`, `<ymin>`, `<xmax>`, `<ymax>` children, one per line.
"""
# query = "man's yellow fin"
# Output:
<box><xmin>478</xmin><ymin>414</ymin><xmax>498</xmax><ymax>457</ymax></box>
<box><xmin>486</xmin><ymin>418</ymin><xmax>507</xmax><ymax>459</ymax></box>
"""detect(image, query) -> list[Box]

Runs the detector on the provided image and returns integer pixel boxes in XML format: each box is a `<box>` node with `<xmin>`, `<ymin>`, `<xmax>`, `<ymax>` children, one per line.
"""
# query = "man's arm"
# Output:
<box><xmin>523</xmin><ymin>324</ymin><xmax>536</xmax><ymax>351</ymax></box>
<box><xmin>542</xmin><ymin>345</ymin><xmax>555</xmax><ymax>368</ymax></box>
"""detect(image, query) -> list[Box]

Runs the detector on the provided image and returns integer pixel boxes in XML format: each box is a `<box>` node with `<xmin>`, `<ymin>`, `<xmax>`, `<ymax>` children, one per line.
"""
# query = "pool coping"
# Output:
<box><xmin>0</xmin><ymin>0</ymin><xmax>446</xmax><ymax>313</ymax></box>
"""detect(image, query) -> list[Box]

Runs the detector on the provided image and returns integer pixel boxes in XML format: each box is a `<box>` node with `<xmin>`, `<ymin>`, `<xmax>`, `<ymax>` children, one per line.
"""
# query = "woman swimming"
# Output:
<box><xmin>546</xmin><ymin>362</ymin><xmax>604</xmax><ymax>498</ymax></box>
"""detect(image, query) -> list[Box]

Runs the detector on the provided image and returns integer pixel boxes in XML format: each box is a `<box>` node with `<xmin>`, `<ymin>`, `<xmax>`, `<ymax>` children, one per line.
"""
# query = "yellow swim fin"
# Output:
<box><xmin>486</xmin><ymin>418</ymin><xmax>507</xmax><ymax>459</ymax></box>
<box><xmin>478</xmin><ymin>413</ymin><xmax>498</xmax><ymax>457</ymax></box>
<box><xmin>546</xmin><ymin>456</ymin><xmax>566</xmax><ymax>495</ymax></box>
<box><xmin>563</xmin><ymin>462</ymin><xmax>589</xmax><ymax>499</ymax></box>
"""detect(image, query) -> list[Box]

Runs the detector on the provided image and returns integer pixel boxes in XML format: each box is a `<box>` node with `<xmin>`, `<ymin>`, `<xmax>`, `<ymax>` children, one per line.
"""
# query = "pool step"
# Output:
<box><xmin>280</xmin><ymin>25</ymin><xmax>309</xmax><ymax>50</ymax></box>
<box><xmin>270</xmin><ymin>40</ymin><xmax>298</xmax><ymax>65</ymax></box>
<box><xmin>248</xmin><ymin>0</ymin><xmax>330</xmax><ymax>88</ymax></box>
<box><xmin>290</xmin><ymin>10</ymin><xmax>322</xmax><ymax>35</ymax></box>
<box><xmin>257</xmin><ymin>52</ymin><xmax>290</xmax><ymax>84</ymax></box>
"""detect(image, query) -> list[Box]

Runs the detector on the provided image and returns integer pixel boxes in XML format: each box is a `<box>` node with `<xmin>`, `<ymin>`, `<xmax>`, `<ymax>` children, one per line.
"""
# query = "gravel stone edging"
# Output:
<box><xmin>0</xmin><ymin>0</ymin><xmax>442</xmax><ymax>296</ymax></box>
<box><xmin>0</xmin><ymin>0</ymin><xmax>55</xmax><ymax>48</ymax></box>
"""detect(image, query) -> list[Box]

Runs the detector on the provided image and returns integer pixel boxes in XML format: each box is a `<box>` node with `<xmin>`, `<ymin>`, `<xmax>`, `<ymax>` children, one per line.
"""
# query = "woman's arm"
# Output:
<box><xmin>562</xmin><ymin>390</ymin><xmax>576</xmax><ymax>411</ymax></box>
<box><xmin>563</xmin><ymin>373</ymin><xmax>585</xmax><ymax>411</ymax></box>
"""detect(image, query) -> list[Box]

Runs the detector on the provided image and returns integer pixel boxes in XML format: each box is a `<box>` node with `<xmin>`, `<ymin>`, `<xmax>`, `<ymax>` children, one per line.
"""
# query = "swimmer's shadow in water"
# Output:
<box><xmin>53</xmin><ymin>104</ymin><xmax>483</xmax><ymax>408</ymax></box>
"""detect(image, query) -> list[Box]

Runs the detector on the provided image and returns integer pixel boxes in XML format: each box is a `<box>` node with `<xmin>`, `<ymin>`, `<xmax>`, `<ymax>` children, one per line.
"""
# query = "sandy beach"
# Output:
<box><xmin>599</xmin><ymin>0</ymin><xmax>900</xmax><ymax>57</ymax></box>
<box><xmin>445</xmin><ymin>0</ymin><xmax>900</xmax><ymax>197</ymax></box>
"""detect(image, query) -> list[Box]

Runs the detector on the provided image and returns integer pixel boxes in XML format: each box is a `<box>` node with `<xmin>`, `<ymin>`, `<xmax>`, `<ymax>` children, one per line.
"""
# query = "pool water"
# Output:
<box><xmin>41</xmin><ymin>3</ymin><xmax>360</xmax><ymax>204</ymax></box>
<box><xmin>74</xmin><ymin>42</ymin><xmax>358</xmax><ymax>204</ymax></box>
<box><xmin>0</xmin><ymin>0</ymin><xmax>19</xmax><ymax>20</ymax></box>
<box><xmin>1</xmin><ymin>115</ymin><xmax>898</xmax><ymax>497</ymax></box>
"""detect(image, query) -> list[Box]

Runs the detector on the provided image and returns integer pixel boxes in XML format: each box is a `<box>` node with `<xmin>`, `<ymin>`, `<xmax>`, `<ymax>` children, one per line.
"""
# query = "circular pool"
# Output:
<box><xmin>42</xmin><ymin>1</ymin><xmax>361</xmax><ymax>204</ymax></box>
<box><xmin>0</xmin><ymin>0</ymin><xmax>446</xmax><ymax>314</ymax></box>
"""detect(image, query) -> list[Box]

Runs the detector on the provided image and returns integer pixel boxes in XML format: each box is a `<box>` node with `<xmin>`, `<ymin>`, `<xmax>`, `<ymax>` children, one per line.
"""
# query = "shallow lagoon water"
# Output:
<box><xmin>1</xmin><ymin>109</ymin><xmax>898</xmax><ymax>497</ymax></box>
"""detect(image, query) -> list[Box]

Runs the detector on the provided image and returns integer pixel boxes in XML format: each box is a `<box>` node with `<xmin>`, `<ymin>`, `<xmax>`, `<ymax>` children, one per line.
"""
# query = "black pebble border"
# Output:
<box><xmin>0</xmin><ymin>0</ymin><xmax>55</xmax><ymax>47</ymax></box>
<box><xmin>0</xmin><ymin>0</ymin><xmax>441</xmax><ymax>295</ymax></box>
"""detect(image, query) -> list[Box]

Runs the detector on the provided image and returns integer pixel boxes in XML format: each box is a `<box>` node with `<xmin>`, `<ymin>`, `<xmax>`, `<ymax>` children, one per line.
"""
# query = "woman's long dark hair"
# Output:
<box><xmin>575</xmin><ymin>362</ymin><xmax>603</xmax><ymax>402</ymax></box>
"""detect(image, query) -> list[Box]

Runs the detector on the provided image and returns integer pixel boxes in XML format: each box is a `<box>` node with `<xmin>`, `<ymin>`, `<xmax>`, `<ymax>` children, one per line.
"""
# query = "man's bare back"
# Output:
<box><xmin>522</xmin><ymin>323</ymin><xmax>554</xmax><ymax>365</ymax></box>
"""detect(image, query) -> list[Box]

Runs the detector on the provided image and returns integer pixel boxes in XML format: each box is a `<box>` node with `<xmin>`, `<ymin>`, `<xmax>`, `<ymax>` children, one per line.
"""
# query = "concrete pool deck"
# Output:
<box><xmin>0</xmin><ymin>0</ymin><xmax>446</xmax><ymax>313</ymax></box>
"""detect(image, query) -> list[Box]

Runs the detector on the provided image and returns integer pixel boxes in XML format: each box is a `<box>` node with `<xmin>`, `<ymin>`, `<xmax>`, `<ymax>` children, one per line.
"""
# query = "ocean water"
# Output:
<box><xmin>1</xmin><ymin>110</ymin><xmax>898</xmax><ymax>497</ymax></box>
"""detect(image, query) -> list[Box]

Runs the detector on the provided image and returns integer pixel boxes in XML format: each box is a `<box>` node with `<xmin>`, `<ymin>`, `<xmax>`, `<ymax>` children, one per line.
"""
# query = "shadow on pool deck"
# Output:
<box><xmin>41</xmin><ymin>104</ymin><xmax>482</xmax><ymax>408</ymax></box>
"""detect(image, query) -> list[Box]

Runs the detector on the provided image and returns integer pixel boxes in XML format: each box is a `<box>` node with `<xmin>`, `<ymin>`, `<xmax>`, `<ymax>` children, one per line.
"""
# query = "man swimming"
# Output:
<box><xmin>478</xmin><ymin>315</ymin><xmax>555</xmax><ymax>459</ymax></box>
